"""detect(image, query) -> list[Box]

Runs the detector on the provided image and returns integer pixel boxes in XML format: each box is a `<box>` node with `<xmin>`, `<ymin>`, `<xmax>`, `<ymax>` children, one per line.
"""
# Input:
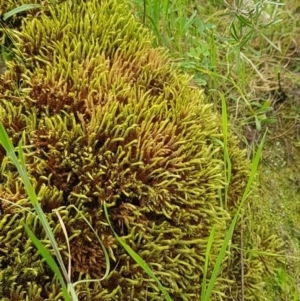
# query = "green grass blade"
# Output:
<box><xmin>259</xmin><ymin>32</ymin><xmax>281</xmax><ymax>52</ymax></box>
<box><xmin>220</xmin><ymin>92</ymin><xmax>231</xmax><ymax>209</ymax></box>
<box><xmin>203</xmin><ymin>130</ymin><xmax>267</xmax><ymax>301</ymax></box>
<box><xmin>182</xmin><ymin>10</ymin><xmax>197</xmax><ymax>33</ymax></box>
<box><xmin>163</xmin><ymin>0</ymin><xmax>170</xmax><ymax>20</ymax></box>
<box><xmin>235</xmin><ymin>13</ymin><xmax>253</xmax><ymax>27</ymax></box>
<box><xmin>103</xmin><ymin>202</ymin><xmax>173</xmax><ymax>301</ymax></box>
<box><xmin>146</xmin><ymin>14</ymin><xmax>162</xmax><ymax>43</ymax></box>
<box><xmin>3</xmin><ymin>4</ymin><xmax>42</xmax><ymax>21</ymax></box>
<box><xmin>293</xmin><ymin>286</ymin><xmax>299</xmax><ymax>301</ymax></box>
<box><xmin>23</xmin><ymin>223</ymin><xmax>71</xmax><ymax>301</ymax></box>
<box><xmin>239</xmin><ymin>30</ymin><xmax>255</xmax><ymax>50</ymax></box>
<box><xmin>200</xmin><ymin>226</ymin><xmax>216</xmax><ymax>301</ymax></box>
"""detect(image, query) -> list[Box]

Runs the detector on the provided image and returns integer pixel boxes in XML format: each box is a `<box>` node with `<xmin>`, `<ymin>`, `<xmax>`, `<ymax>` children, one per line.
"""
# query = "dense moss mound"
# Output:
<box><xmin>0</xmin><ymin>0</ymin><xmax>278</xmax><ymax>300</ymax></box>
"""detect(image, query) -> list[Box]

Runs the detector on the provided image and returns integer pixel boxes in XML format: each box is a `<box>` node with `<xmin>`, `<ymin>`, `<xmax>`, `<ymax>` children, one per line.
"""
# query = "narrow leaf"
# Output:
<box><xmin>3</xmin><ymin>4</ymin><xmax>42</xmax><ymax>21</ymax></box>
<box><xmin>23</xmin><ymin>223</ymin><xmax>71</xmax><ymax>301</ymax></box>
<box><xmin>260</xmin><ymin>32</ymin><xmax>281</xmax><ymax>52</ymax></box>
<box><xmin>203</xmin><ymin>130</ymin><xmax>267</xmax><ymax>300</ymax></box>
<box><xmin>200</xmin><ymin>226</ymin><xmax>216</xmax><ymax>301</ymax></box>
<box><xmin>103</xmin><ymin>202</ymin><xmax>173</xmax><ymax>301</ymax></box>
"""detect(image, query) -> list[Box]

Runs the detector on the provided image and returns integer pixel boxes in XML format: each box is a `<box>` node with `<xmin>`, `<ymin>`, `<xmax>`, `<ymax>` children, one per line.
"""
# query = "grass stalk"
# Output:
<box><xmin>202</xmin><ymin>129</ymin><xmax>267</xmax><ymax>301</ymax></box>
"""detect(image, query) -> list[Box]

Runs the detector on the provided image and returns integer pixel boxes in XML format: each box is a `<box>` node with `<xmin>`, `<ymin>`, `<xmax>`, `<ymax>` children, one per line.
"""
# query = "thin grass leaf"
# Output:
<box><xmin>48</xmin><ymin>211</ymin><xmax>80</xmax><ymax>301</ymax></box>
<box><xmin>146</xmin><ymin>14</ymin><xmax>162</xmax><ymax>43</ymax></box>
<box><xmin>3</xmin><ymin>4</ymin><xmax>42</xmax><ymax>21</ymax></box>
<box><xmin>203</xmin><ymin>130</ymin><xmax>267</xmax><ymax>301</ymax></box>
<box><xmin>293</xmin><ymin>286</ymin><xmax>299</xmax><ymax>301</ymax></box>
<box><xmin>259</xmin><ymin>32</ymin><xmax>281</xmax><ymax>52</ymax></box>
<box><xmin>53</xmin><ymin>209</ymin><xmax>72</xmax><ymax>281</ymax></box>
<box><xmin>182</xmin><ymin>10</ymin><xmax>197</xmax><ymax>33</ymax></box>
<box><xmin>258</xmin><ymin>18</ymin><xmax>282</xmax><ymax>28</ymax></box>
<box><xmin>239</xmin><ymin>30</ymin><xmax>254</xmax><ymax>50</ymax></box>
<box><xmin>234</xmin><ymin>13</ymin><xmax>253</xmax><ymax>27</ymax></box>
<box><xmin>23</xmin><ymin>223</ymin><xmax>72</xmax><ymax>301</ymax></box>
<box><xmin>0</xmin><ymin>197</ymin><xmax>35</xmax><ymax>215</ymax></box>
<box><xmin>220</xmin><ymin>92</ymin><xmax>231</xmax><ymax>209</ymax></box>
<box><xmin>200</xmin><ymin>226</ymin><xmax>216</xmax><ymax>301</ymax></box>
<box><xmin>53</xmin><ymin>206</ymin><xmax>111</xmax><ymax>290</ymax></box>
<box><xmin>264</xmin><ymin>1</ymin><xmax>284</xmax><ymax>5</ymax></box>
<box><xmin>0</xmin><ymin>124</ymin><xmax>111</xmax><ymax>300</ymax></box>
<box><xmin>103</xmin><ymin>202</ymin><xmax>173</xmax><ymax>301</ymax></box>
<box><xmin>230</xmin><ymin>22</ymin><xmax>239</xmax><ymax>41</ymax></box>
<box><xmin>227</xmin><ymin>78</ymin><xmax>250</xmax><ymax>106</ymax></box>
<box><xmin>242</xmin><ymin>249</ymin><xmax>299</xmax><ymax>259</ymax></box>
<box><xmin>34</xmin><ymin>203</ymin><xmax>70</xmax><ymax>278</ymax></box>
<box><xmin>163</xmin><ymin>0</ymin><xmax>170</xmax><ymax>20</ymax></box>
<box><xmin>0</xmin><ymin>125</ymin><xmax>67</xmax><ymax>278</ymax></box>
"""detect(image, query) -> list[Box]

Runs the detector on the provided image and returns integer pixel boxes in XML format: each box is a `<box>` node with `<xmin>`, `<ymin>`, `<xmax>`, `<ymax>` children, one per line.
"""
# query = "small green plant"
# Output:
<box><xmin>132</xmin><ymin>0</ymin><xmax>217</xmax><ymax>87</ymax></box>
<box><xmin>216</xmin><ymin>0</ymin><xmax>284</xmax><ymax>97</ymax></box>
<box><xmin>247</xmin><ymin>99</ymin><xmax>276</xmax><ymax>131</ymax></box>
<box><xmin>223</xmin><ymin>0</ymin><xmax>284</xmax><ymax>53</ymax></box>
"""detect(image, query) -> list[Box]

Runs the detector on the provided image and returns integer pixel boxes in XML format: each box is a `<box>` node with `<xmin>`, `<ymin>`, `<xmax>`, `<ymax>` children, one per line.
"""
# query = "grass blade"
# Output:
<box><xmin>259</xmin><ymin>32</ymin><xmax>281</xmax><ymax>52</ymax></box>
<box><xmin>23</xmin><ymin>223</ymin><xmax>71</xmax><ymax>301</ymax></box>
<box><xmin>3</xmin><ymin>4</ymin><xmax>42</xmax><ymax>21</ymax></box>
<box><xmin>220</xmin><ymin>92</ymin><xmax>231</xmax><ymax>209</ymax></box>
<box><xmin>203</xmin><ymin>130</ymin><xmax>267</xmax><ymax>300</ymax></box>
<box><xmin>103</xmin><ymin>202</ymin><xmax>173</xmax><ymax>301</ymax></box>
<box><xmin>200</xmin><ymin>226</ymin><xmax>216</xmax><ymax>301</ymax></box>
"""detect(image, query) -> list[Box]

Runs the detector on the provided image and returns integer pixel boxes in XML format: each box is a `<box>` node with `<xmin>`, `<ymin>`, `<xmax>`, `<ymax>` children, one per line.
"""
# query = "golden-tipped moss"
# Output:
<box><xmin>0</xmin><ymin>0</ymin><xmax>284</xmax><ymax>300</ymax></box>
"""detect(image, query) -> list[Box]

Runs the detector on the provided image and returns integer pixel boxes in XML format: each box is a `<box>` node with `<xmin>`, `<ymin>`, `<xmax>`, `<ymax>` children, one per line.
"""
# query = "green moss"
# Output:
<box><xmin>0</xmin><ymin>0</ymin><xmax>286</xmax><ymax>300</ymax></box>
<box><xmin>255</xmin><ymin>140</ymin><xmax>300</xmax><ymax>299</ymax></box>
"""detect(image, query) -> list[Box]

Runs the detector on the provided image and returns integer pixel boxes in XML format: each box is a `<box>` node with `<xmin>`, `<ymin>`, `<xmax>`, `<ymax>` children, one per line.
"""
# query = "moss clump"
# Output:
<box><xmin>0</xmin><ymin>0</ymin><xmax>281</xmax><ymax>300</ymax></box>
